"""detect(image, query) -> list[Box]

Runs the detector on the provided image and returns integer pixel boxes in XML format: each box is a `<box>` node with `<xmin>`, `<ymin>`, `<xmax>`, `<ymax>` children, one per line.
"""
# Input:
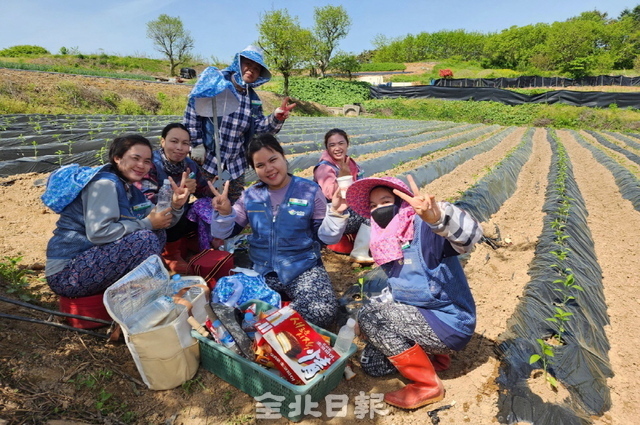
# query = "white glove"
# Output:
<box><xmin>190</xmin><ymin>145</ymin><xmax>206</xmax><ymax>165</ymax></box>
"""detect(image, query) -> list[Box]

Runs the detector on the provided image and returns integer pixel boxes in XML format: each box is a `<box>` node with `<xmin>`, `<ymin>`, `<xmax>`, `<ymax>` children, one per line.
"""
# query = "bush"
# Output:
<box><xmin>117</xmin><ymin>98</ymin><xmax>145</xmax><ymax>115</ymax></box>
<box><xmin>0</xmin><ymin>45</ymin><xmax>50</xmax><ymax>57</ymax></box>
<box><xmin>283</xmin><ymin>78</ymin><xmax>371</xmax><ymax>107</ymax></box>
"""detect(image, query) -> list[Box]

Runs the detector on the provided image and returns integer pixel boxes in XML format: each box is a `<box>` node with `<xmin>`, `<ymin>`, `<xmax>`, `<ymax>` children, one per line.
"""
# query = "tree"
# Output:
<box><xmin>146</xmin><ymin>14</ymin><xmax>194</xmax><ymax>76</ymax></box>
<box><xmin>329</xmin><ymin>51</ymin><xmax>360</xmax><ymax>79</ymax></box>
<box><xmin>542</xmin><ymin>20</ymin><xmax>602</xmax><ymax>77</ymax></box>
<box><xmin>619</xmin><ymin>5</ymin><xmax>640</xmax><ymax>27</ymax></box>
<box><xmin>483</xmin><ymin>24</ymin><xmax>550</xmax><ymax>70</ymax></box>
<box><xmin>313</xmin><ymin>5</ymin><xmax>351</xmax><ymax>77</ymax></box>
<box><xmin>258</xmin><ymin>9</ymin><xmax>313</xmax><ymax>96</ymax></box>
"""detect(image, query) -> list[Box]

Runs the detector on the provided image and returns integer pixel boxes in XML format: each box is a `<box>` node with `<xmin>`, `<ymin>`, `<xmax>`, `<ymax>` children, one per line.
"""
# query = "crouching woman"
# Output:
<box><xmin>345</xmin><ymin>175</ymin><xmax>483</xmax><ymax>409</ymax></box>
<box><xmin>45</xmin><ymin>135</ymin><xmax>190</xmax><ymax>298</ymax></box>
<box><xmin>209</xmin><ymin>133</ymin><xmax>349</xmax><ymax>329</ymax></box>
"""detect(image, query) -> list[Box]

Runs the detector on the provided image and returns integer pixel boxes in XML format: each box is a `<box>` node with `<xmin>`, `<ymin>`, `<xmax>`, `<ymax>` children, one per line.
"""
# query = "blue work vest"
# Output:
<box><xmin>381</xmin><ymin>218</ymin><xmax>476</xmax><ymax>337</ymax></box>
<box><xmin>245</xmin><ymin>176</ymin><xmax>322</xmax><ymax>285</ymax></box>
<box><xmin>46</xmin><ymin>169</ymin><xmax>152</xmax><ymax>260</ymax></box>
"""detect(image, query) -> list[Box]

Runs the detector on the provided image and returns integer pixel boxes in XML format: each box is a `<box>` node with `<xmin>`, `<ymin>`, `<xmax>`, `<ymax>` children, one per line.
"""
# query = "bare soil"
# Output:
<box><xmin>1</xmin><ymin>75</ymin><xmax>639</xmax><ymax>425</ymax></box>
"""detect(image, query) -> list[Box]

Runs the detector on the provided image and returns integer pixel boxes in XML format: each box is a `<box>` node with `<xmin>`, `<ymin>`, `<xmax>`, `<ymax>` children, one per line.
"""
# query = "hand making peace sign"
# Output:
<box><xmin>392</xmin><ymin>174</ymin><xmax>442</xmax><ymax>224</ymax></box>
<box><xmin>169</xmin><ymin>171</ymin><xmax>191</xmax><ymax>209</ymax></box>
<box><xmin>149</xmin><ymin>171</ymin><xmax>190</xmax><ymax>229</ymax></box>
<box><xmin>274</xmin><ymin>97</ymin><xmax>296</xmax><ymax>121</ymax></box>
<box><xmin>207</xmin><ymin>179</ymin><xmax>232</xmax><ymax>216</ymax></box>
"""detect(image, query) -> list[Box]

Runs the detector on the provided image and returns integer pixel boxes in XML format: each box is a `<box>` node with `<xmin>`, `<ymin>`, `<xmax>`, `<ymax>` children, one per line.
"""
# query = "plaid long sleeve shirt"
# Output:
<box><xmin>183</xmin><ymin>89</ymin><xmax>283</xmax><ymax>180</ymax></box>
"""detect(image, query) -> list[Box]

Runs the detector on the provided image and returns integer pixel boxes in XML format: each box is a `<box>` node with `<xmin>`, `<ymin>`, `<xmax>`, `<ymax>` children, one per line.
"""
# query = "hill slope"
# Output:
<box><xmin>0</xmin><ymin>68</ymin><xmax>330</xmax><ymax>116</ymax></box>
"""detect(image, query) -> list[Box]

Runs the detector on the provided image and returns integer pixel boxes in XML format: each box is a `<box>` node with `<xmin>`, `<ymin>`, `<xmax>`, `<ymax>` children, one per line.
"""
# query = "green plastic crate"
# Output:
<box><xmin>195</xmin><ymin>305</ymin><xmax>357</xmax><ymax>422</ymax></box>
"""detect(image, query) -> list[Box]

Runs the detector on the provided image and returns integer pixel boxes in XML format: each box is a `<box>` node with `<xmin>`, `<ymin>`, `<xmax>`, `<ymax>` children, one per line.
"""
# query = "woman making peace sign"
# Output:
<box><xmin>345</xmin><ymin>175</ymin><xmax>484</xmax><ymax>410</ymax></box>
<box><xmin>208</xmin><ymin>133</ymin><xmax>349</xmax><ymax>329</ymax></box>
<box><xmin>46</xmin><ymin>135</ymin><xmax>190</xmax><ymax>298</ymax></box>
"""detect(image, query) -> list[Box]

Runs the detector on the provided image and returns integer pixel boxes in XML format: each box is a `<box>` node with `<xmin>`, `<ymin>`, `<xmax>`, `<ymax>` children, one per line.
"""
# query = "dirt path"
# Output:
<box><xmin>558</xmin><ymin>129</ymin><xmax>640</xmax><ymax>425</ymax></box>
<box><xmin>421</xmin><ymin>127</ymin><xmax>527</xmax><ymax>199</ymax></box>
<box><xmin>404</xmin><ymin>127</ymin><xmax>552</xmax><ymax>423</ymax></box>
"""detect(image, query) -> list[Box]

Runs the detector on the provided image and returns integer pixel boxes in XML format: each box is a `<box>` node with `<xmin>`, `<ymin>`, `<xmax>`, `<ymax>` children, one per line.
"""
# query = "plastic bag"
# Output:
<box><xmin>212</xmin><ymin>269</ymin><xmax>281</xmax><ymax>308</ymax></box>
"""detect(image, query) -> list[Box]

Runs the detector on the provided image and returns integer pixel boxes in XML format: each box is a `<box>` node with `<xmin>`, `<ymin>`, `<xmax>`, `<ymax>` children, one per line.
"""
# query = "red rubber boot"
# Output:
<box><xmin>384</xmin><ymin>344</ymin><xmax>445</xmax><ymax>409</ymax></box>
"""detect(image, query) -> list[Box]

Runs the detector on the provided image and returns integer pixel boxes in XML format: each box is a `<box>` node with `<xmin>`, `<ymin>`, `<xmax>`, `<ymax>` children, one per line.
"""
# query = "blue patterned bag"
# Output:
<box><xmin>41</xmin><ymin>164</ymin><xmax>104</xmax><ymax>213</ymax></box>
<box><xmin>212</xmin><ymin>272</ymin><xmax>281</xmax><ymax>308</ymax></box>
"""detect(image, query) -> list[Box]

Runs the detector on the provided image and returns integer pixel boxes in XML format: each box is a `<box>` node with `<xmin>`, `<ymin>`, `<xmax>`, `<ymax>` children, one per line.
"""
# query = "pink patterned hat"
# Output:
<box><xmin>345</xmin><ymin>176</ymin><xmax>413</xmax><ymax>218</ymax></box>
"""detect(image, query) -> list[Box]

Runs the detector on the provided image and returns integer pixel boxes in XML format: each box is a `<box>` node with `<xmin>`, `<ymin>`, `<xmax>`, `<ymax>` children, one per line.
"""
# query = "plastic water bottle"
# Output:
<box><xmin>170</xmin><ymin>274</ymin><xmax>185</xmax><ymax>293</ymax></box>
<box><xmin>156</xmin><ymin>179</ymin><xmax>172</xmax><ymax>211</ymax></box>
<box><xmin>170</xmin><ymin>274</ymin><xmax>201</xmax><ymax>302</ymax></box>
<box><xmin>126</xmin><ymin>295</ymin><xmax>176</xmax><ymax>333</ymax></box>
<box><xmin>212</xmin><ymin>320</ymin><xmax>240</xmax><ymax>354</ymax></box>
<box><xmin>333</xmin><ymin>318</ymin><xmax>356</xmax><ymax>356</ymax></box>
<box><xmin>241</xmin><ymin>312</ymin><xmax>257</xmax><ymax>339</ymax></box>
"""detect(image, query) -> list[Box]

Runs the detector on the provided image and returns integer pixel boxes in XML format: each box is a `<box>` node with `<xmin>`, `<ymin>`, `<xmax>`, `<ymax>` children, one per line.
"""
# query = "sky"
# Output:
<box><xmin>0</xmin><ymin>0</ymin><xmax>637</xmax><ymax>63</ymax></box>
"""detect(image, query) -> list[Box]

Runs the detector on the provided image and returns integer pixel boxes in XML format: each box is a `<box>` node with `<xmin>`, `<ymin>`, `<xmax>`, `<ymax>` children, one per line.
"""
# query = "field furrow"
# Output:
<box><xmin>1</xmin><ymin>116</ymin><xmax>639</xmax><ymax>425</ymax></box>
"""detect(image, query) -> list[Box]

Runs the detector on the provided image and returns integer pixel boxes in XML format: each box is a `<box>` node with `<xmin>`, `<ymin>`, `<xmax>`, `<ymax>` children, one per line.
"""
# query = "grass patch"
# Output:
<box><xmin>0</xmin><ymin>256</ymin><xmax>38</xmax><ymax>302</ymax></box>
<box><xmin>0</xmin><ymin>60</ymin><xmax>156</xmax><ymax>81</ymax></box>
<box><xmin>361</xmin><ymin>97</ymin><xmax>640</xmax><ymax>132</ymax></box>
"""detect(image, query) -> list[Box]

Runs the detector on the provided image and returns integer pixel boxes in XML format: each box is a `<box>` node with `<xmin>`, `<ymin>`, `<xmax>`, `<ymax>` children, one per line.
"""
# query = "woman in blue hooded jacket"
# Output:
<box><xmin>136</xmin><ymin>123</ymin><xmax>215</xmax><ymax>273</ymax></box>
<box><xmin>45</xmin><ymin>135</ymin><xmax>190</xmax><ymax>298</ymax></box>
<box><xmin>183</xmin><ymin>45</ymin><xmax>296</xmax><ymax>203</ymax></box>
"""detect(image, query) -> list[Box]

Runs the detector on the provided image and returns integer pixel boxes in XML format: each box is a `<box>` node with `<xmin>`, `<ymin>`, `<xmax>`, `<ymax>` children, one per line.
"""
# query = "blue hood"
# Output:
<box><xmin>225</xmin><ymin>45</ymin><xmax>272</xmax><ymax>89</ymax></box>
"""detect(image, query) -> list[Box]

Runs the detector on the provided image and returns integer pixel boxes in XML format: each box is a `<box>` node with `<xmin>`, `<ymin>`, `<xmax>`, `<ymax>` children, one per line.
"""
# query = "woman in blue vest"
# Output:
<box><xmin>313</xmin><ymin>128</ymin><xmax>373</xmax><ymax>264</ymax></box>
<box><xmin>345</xmin><ymin>175</ymin><xmax>483</xmax><ymax>410</ymax></box>
<box><xmin>137</xmin><ymin>123</ymin><xmax>214</xmax><ymax>273</ymax></box>
<box><xmin>45</xmin><ymin>135</ymin><xmax>190</xmax><ymax>298</ymax></box>
<box><xmin>209</xmin><ymin>133</ymin><xmax>349</xmax><ymax>329</ymax></box>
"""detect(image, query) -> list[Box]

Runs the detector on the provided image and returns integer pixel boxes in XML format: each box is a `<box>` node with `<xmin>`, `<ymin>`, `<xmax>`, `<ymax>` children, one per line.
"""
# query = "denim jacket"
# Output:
<box><xmin>245</xmin><ymin>176</ymin><xmax>322</xmax><ymax>285</ymax></box>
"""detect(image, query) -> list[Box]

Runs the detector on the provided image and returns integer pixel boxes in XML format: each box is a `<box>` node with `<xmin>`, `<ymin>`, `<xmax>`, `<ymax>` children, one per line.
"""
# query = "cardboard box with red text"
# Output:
<box><xmin>254</xmin><ymin>306</ymin><xmax>339</xmax><ymax>385</ymax></box>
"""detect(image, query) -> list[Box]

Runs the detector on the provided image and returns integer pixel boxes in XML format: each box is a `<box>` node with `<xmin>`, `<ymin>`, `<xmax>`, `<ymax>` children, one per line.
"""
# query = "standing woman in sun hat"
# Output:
<box><xmin>345</xmin><ymin>174</ymin><xmax>483</xmax><ymax>410</ymax></box>
<box><xmin>45</xmin><ymin>134</ymin><xmax>190</xmax><ymax>298</ymax></box>
<box><xmin>183</xmin><ymin>45</ymin><xmax>296</xmax><ymax>204</ymax></box>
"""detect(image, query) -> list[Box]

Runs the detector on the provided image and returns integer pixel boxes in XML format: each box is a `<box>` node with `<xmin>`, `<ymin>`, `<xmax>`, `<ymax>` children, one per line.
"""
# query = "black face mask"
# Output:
<box><xmin>371</xmin><ymin>204</ymin><xmax>399</xmax><ymax>228</ymax></box>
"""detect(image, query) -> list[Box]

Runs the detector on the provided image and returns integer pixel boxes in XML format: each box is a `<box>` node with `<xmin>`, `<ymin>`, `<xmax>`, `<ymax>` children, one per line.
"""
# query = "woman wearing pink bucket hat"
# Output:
<box><xmin>345</xmin><ymin>174</ymin><xmax>483</xmax><ymax>410</ymax></box>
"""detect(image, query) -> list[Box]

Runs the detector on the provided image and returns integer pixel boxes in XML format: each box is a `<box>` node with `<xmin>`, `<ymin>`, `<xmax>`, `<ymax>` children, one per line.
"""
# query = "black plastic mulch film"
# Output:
<box><xmin>453</xmin><ymin>127</ymin><xmax>533</xmax><ymax>222</ymax></box>
<box><xmin>603</xmin><ymin>130</ymin><xmax>640</xmax><ymax>152</ymax></box>
<box><xmin>283</xmin><ymin>122</ymin><xmax>481</xmax><ymax>177</ymax></box>
<box><xmin>0</xmin><ymin>114</ymin><xmax>181</xmax><ymax>176</ymax></box>
<box><xmin>396</xmin><ymin>126</ymin><xmax>516</xmax><ymax>191</ymax></box>
<box><xmin>584</xmin><ymin>130</ymin><xmax>640</xmax><ymax>166</ymax></box>
<box><xmin>570</xmin><ymin>131</ymin><xmax>640</xmax><ymax>212</ymax></box>
<box><xmin>370</xmin><ymin>85</ymin><xmax>640</xmax><ymax>109</ymax></box>
<box><xmin>494</xmin><ymin>129</ymin><xmax>611</xmax><ymax>425</ymax></box>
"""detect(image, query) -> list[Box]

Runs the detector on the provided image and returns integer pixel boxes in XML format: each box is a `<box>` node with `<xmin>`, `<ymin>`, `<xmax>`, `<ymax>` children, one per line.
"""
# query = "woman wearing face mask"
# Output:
<box><xmin>209</xmin><ymin>133</ymin><xmax>349</xmax><ymax>329</ymax></box>
<box><xmin>137</xmin><ymin>123</ymin><xmax>215</xmax><ymax>273</ymax></box>
<box><xmin>345</xmin><ymin>175</ymin><xmax>483</xmax><ymax>410</ymax></box>
<box><xmin>313</xmin><ymin>128</ymin><xmax>372</xmax><ymax>264</ymax></box>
